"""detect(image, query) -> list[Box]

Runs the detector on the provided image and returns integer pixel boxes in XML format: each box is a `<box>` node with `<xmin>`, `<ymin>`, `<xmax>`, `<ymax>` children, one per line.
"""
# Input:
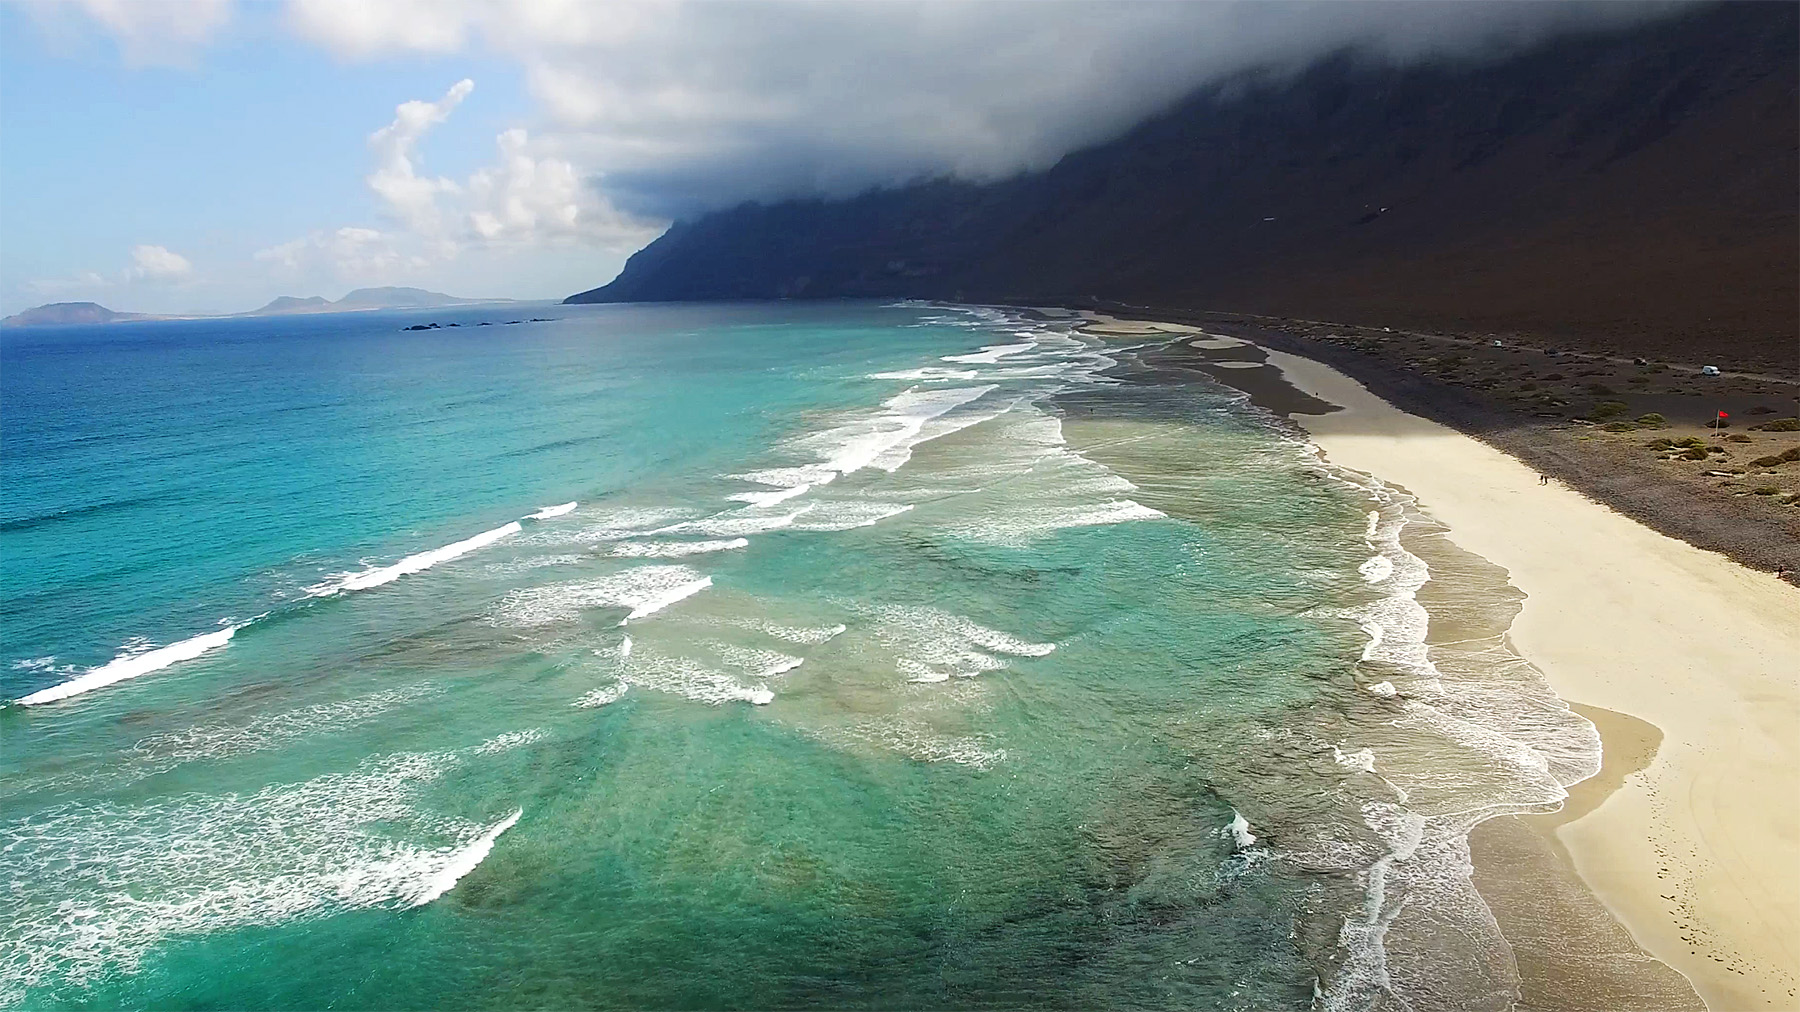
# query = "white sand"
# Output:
<box><xmin>1262</xmin><ymin>348</ymin><xmax>1800</xmax><ymax>1010</ymax></box>
<box><xmin>1077</xmin><ymin>311</ymin><xmax>1201</xmax><ymax>336</ymax></box>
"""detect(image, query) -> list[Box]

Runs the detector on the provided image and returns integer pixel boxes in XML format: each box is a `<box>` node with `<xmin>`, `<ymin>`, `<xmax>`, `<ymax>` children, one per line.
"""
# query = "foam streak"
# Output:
<box><xmin>310</xmin><ymin>522</ymin><xmax>522</xmax><ymax>596</ymax></box>
<box><xmin>407</xmin><ymin>809</ymin><xmax>522</xmax><ymax>907</ymax></box>
<box><xmin>17</xmin><ymin>625</ymin><xmax>243</xmax><ymax>706</ymax></box>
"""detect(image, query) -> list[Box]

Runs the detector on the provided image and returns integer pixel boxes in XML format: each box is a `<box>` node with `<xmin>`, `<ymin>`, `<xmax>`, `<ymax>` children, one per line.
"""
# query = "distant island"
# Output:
<box><xmin>0</xmin><ymin>302</ymin><xmax>157</xmax><ymax>327</ymax></box>
<box><xmin>248</xmin><ymin>287</ymin><xmax>512</xmax><ymax>316</ymax></box>
<box><xmin>2</xmin><ymin>287</ymin><xmax>513</xmax><ymax>327</ymax></box>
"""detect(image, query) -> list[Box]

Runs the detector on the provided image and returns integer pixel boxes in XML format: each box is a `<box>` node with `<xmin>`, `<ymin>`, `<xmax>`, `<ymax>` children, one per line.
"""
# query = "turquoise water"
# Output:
<box><xmin>1</xmin><ymin>302</ymin><xmax>1596</xmax><ymax>1009</ymax></box>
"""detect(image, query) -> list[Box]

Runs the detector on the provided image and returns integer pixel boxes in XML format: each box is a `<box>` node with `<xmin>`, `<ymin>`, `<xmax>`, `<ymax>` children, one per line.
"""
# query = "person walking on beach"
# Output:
<box><xmin>1538</xmin><ymin>473</ymin><xmax>1550</xmax><ymax>486</ymax></box>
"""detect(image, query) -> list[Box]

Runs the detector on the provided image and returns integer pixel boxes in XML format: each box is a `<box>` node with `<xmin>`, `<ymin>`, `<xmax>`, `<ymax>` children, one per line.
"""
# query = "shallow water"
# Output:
<box><xmin>0</xmin><ymin>301</ymin><xmax>1596</xmax><ymax>1009</ymax></box>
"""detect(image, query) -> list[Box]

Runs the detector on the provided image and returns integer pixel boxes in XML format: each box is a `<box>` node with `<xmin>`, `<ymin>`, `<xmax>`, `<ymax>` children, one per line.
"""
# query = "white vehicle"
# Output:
<box><xmin>1701</xmin><ymin>365</ymin><xmax>1722</xmax><ymax>376</ymax></box>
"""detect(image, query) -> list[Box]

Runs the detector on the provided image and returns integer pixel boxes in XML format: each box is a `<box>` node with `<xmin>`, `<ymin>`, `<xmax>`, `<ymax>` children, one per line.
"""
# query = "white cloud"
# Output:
<box><xmin>22</xmin><ymin>271</ymin><xmax>110</xmax><ymax>297</ymax></box>
<box><xmin>127</xmin><ymin>244</ymin><xmax>194</xmax><ymax>281</ymax></box>
<box><xmin>464</xmin><ymin>129</ymin><xmax>658</xmax><ymax>250</ymax></box>
<box><xmin>283</xmin><ymin>0</ymin><xmax>476</xmax><ymax>56</ymax></box>
<box><xmin>367</xmin><ymin>79</ymin><xmax>474</xmax><ymax>235</ymax></box>
<box><xmin>27</xmin><ymin>0</ymin><xmax>232</xmax><ymax>65</ymax></box>
<box><xmin>19</xmin><ymin>245</ymin><xmax>195</xmax><ymax>305</ymax></box>
<box><xmin>254</xmin><ymin>226</ymin><xmax>412</xmax><ymax>281</ymax></box>
<box><xmin>257</xmin><ymin>78</ymin><xmax>659</xmax><ymax>289</ymax></box>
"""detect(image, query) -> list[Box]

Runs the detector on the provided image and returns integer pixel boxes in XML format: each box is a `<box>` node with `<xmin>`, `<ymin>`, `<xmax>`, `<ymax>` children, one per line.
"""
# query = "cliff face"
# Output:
<box><xmin>568</xmin><ymin>3</ymin><xmax>1798</xmax><ymax>369</ymax></box>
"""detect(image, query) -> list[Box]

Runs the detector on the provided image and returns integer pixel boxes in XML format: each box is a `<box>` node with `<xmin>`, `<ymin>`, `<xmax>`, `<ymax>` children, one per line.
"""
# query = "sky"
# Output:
<box><xmin>0</xmin><ymin>0</ymin><xmax>1684</xmax><ymax>316</ymax></box>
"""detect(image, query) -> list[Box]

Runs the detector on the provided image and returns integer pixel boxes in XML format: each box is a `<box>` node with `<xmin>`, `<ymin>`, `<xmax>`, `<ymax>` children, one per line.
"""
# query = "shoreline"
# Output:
<box><xmin>1067</xmin><ymin>304</ymin><xmax>1800</xmax><ymax>583</ymax></box>
<box><xmin>1192</xmin><ymin>331</ymin><xmax>1799</xmax><ymax>1008</ymax></box>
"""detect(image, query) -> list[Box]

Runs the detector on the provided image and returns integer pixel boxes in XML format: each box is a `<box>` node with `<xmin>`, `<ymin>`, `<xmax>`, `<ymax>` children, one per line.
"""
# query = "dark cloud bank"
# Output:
<box><xmin>589</xmin><ymin>1</ymin><xmax>1691</xmax><ymax>219</ymax></box>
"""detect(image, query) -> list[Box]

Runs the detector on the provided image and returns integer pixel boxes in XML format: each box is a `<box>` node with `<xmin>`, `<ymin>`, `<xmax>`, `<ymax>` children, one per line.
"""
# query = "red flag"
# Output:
<box><xmin>1718</xmin><ymin>410</ymin><xmax>1730</xmax><ymax>419</ymax></box>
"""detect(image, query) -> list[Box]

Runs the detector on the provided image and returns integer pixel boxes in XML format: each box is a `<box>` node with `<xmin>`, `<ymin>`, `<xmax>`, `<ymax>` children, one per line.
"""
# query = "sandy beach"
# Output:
<box><xmin>1251</xmin><ymin>346</ymin><xmax>1800</xmax><ymax>1009</ymax></box>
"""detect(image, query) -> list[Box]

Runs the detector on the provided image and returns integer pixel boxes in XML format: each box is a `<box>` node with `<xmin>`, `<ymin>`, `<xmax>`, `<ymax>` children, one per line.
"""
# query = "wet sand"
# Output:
<box><xmin>1173</xmin><ymin>331</ymin><xmax>1800</xmax><ymax>1009</ymax></box>
<box><xmin>1109</xmin><ymin>323</ymin><xmax>1800</xmax><ymax>1008</ymax></box>
<box><xmin>1468</xmin><ymin>704</ymin><xmax>1704</xmax><ymax>1012</ymax></box>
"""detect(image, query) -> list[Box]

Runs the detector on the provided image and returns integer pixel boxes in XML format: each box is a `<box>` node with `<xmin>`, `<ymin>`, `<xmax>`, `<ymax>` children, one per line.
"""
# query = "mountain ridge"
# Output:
<box><xmin>568</xmin><ymin>1</ymin><xmax>1798</xmax><ymax>370</ymax></box>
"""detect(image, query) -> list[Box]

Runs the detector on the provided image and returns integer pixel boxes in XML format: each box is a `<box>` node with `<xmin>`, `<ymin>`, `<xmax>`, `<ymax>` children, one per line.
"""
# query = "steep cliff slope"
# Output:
<box><xmin>570</xmin><ymin>3</ymin><xmax>1797</xmax><ymax>368</ymax></box>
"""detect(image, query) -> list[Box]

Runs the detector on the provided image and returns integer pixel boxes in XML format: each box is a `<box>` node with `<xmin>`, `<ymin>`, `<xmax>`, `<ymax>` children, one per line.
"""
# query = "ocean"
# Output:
<box><xmin>0</xmin><ymin>301</ymin><xmax>1598</xmax><ymax>1010</ymax></box>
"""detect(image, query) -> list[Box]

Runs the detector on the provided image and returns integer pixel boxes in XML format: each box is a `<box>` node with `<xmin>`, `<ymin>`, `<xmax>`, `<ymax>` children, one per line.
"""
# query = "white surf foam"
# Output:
<box><xmin>713</xmin><ymin>618</ymin><xmax>847</xmax><ymax>645</ymax></box>
<box><xmin>655</xmin><ymin>509</ymin><xmax>807</xmax><ymax>537</ymax></box>
<box><xmin>774</xmin><ymin>384</ymin><xmax>998</xmax><ymax>487</ymax></box>
<box><xmin>1358</xmin><ymin>555</ymin><xmax>1395</xmax><ymax>584</ymax></box>
<box><xmin>726</xmin><ymin>484</ymin><xmax>810</xmax><ymax>507</ymax></box>
<box><xmin>609</xmin><ymin>538</ymin><xmax>749</xmax><ymax>558</ymax></box>
<box><xmin>308</xmin><ymin>521</ymin><xmax>521</xmax><ymax>597</ymax></box>
<box><xmin>482</xmin><ymin>553</ymin><xmax>586</xmax><ymax>576</ymax></box>
<box><xmin>881</xmin><ymin>408</ymin><xmax>1166</xmax><ymax>546</ymax></box>
<box><xmin>733</xmin><ymin>467</ymin><xmax>823</xmax><ymax>489</ymax></box>
<box><xmin>517</xmin><ymin>506</ymin><xmax>697</xmax><ymax>547</ymax></box>
<box><xmin>127</xmin><ymin>683</ymin><xmax>442</xmax><ymax>769</ymax></box>
<box><xmin>623</xmin><ymin>577</ymin><xmax>712</xmax><ymax>623</ymax></box>
<box><xmin>941</xmin><ymin>340</ymin><xmax>1037</xmax><ymax>364</ymax></box>
<box><xmin>711</xmin><ymin>644</ymin><xmax>805</xmax><ymax>680</ymax></box>
<box><xmin>574</xmin><ymin>682</ymin><xmax>629</xmax><ymax>708</ymax></box>
<box><xmin>622</xmin><ymin>651</ymin><xmax>773</xmax><ymax>706</ymax></box>
<box><xmin>1298</xmin><ymin>464</ymin><xmax>1606</xmax><ymax>1011</ymax></box>
<box><xmin>17</xmin><ymin>623</ymin><xmax>246</xmax><ymax>706</ymax></box>
<box><xmin>820</xmin><ymin>718</ymin><xmax>1008</xmax><ymax>770</ymax></box>
<box><xmin>867</xmin><ymin>367</ymin><xmax>980</xmax><ymax>381</ymax></box>
<box><xmin>472</xmin><ymin>728</ymin><xmax>547</xmax><ymax>755</ymax></box>
<box><xmin>789</xmin><ymin>502</ymin><xmax>914</xmax><ymax>531</ymax></box>
<box><xmin>525</xmin><ymin>501</ymin><xmax>577</xmax><ymax>520</ymax></box>
<box><xmin>0</xmin><ymin>743</ymin><xmax>526</xmax><ymax>1002</ymax></box>
<box><xmin>868</xmin><ymin>604</ymin><xmax>1054</xmax><ymax>683</ymax></box>
<box><xmin>407</xmin><ymin>809</ymin><xmax>522</xmax><ymax>907</ymax></box>
<box><xmin>1224</xmin><ymin>811</ymin><xmax>1258</xmax><ymax>850</ymax></box>
<box><xmin>492</xmin><ymin>565</ymin><xmax>712</xmax><ymax>627</ymax></box>
<box><xmin>1333</xmin><ymin>746</ymin><xmax>1378</xmax><ymax>774</ymax></box>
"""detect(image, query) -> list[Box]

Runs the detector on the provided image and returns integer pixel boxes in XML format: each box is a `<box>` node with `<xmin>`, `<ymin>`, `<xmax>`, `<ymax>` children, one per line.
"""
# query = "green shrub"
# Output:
<box><xmin>1727</xmin><ymin>434</ymin><xmax>1752</xmax><ymax>443</ymax></box>
<box><xmin>1752</xmin><ymin>455</ymin><xmax>1786</xmax><ymax>467</ymax></box>
<box><xmin>1753</xmin><ymin>486</ymin><xmax>1780</xmax><ymax>495</ymax></box>
<box><xmin>1602</xmin><ymin>421</ymin><xmax>1636</xmax><ymax>432</ymax></box>
<box><xmin>1587</xmin><ymin>383</ymin><xmax>1616</xmax><ymax>395</ymax></box>
<box><xmin>1542</xmin><ymin>373</ymin><xmax>1565</xmax><ymax>381</ymax></box>
<box><xmin>1674</xmin><ymin>436</ymin><xmax>1707</xmax><ymax>449</ymax></box>
<box><xmin>1647</xmin><ymin>437</ymin><xmax>1675</xmax><ymax>450</ymax></box>
<box><xmin>1754</xmin><ymin>417</ymin><xmax>1800</xmax><ymax>432</ymax></box>
<box><xmin>1634</xmin><ymin>412</ymin><xmax>1667</xmax><ymax>427</ymax></box>
<box><xmin>1681</xmin><ymin>447</ymin><xmax>1710</xmax><ymax>460</ymax></box>
<box><xmin>1590</xmin><ymin>400</ymin><xmax>1629</xmax><ymax>419</ymax></box>
<box><xmin>1783</xmin><ymin>447</ymin><xmax>1800</xmax><ymax>462</ymax></box>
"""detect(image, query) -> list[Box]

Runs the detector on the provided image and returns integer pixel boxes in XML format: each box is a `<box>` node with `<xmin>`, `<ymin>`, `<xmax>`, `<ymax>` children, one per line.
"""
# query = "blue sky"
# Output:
<box><xmin>0</xmin><ymin>1</ymin><xmax>1681</xmax><ymax>317</ymax></box>
<box><xmin>0</xmin><ymin>5</ymin><xmax>609</xmax><ymax>314</ymax></box>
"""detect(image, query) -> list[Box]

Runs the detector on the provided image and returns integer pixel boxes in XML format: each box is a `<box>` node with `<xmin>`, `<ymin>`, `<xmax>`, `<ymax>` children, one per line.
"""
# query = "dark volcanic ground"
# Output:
<box><xmin>1081</xmin><ymin>305</ymin><xmax>1800</xmax><ymax>582</ymax></box>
